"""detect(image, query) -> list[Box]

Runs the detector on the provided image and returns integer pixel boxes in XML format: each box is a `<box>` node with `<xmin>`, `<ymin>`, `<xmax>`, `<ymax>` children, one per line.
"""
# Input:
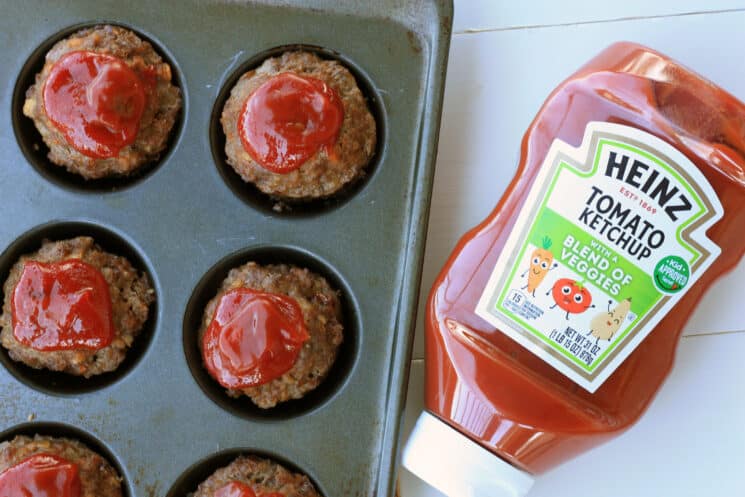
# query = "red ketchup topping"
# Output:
<box><xmin>202</xmin><ymin>288</ymin><xmax>310</xmax><ymax>388</ymax></box>
<box><xmin>0</xmin><ymin>454</ymin><xmax>81</xmax><ymax>497</ymax></box>
<box><xmin>11</xmin><ymin>259</ymin><xmax>114</xmax><ymax>351</ymax></box>
<box><xmin>214</xmin><ymin>482</ymin><xmax>283</xmax><ymax>497</ymax></box>
<box><xmin>43</xmin><ymin>50</ymin><xmax>153</xmax><ymax>159</ymax></box>
<box><xmin>215</xmin><ymin>482</ymin><xmax>257</xmax><ymax>497</ymax></box>
<box><xmin>239</xmin><ymin>72</ymin><xmax>344</xmax><ymax>173</ymax></box>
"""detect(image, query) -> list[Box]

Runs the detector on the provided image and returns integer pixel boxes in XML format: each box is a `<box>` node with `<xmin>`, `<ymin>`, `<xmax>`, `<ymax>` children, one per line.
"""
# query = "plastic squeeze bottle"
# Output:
<box><xmin>402</xmin><ymin>42</ymin><xmax>745</xmax><ymax>496</ymax></box>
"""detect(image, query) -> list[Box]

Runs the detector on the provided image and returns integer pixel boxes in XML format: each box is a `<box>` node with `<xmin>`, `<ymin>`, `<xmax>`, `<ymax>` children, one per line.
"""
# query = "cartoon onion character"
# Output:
<box><xmin>521</xmin><ymin>236</ymin><xmax>557</xmax><ymax>297</ymax></box>
<box><xmin>587</xmin><ymin>298</ymin><xmax>632</xmax><ymax>344</ymax></box>
<box><xmin>547</xmin><ymin>278</ymin><xmax>594</xmax><ymax>320</ymax></box>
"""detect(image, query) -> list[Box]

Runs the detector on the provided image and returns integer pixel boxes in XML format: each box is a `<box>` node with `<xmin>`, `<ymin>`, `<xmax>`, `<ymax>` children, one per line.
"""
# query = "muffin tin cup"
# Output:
<box><xmin>0</xmin><ymin>2</ymin><xmax>452</xmax><ymax>496</ymax></box>
<box><xmin>0</xmin><ymin>421</ymin><xmax>134</xmax><ymax>497</ymax></box>
<box><xmin>165</xmin><ymin>448</ymin><xmax>327</xmax><ymax>497</ymax></box>
<box><xmin>11</xmin><ymin>20</ymin><xmax>187</xmax><ymax>193</ymax></box>
<box><xmin>210</xmin><ymin>43</ymin><xmax>388</xmax><ymax>217</ymax></box>
<box><xmin>0</xmin><ymin>220</ymin><xmax>159</xmax><ymax>396</ymax></box>
<box><xmin>183</xmin><ymin>244</ymin><xmax>361</xmax><ymax>422</ymax></box>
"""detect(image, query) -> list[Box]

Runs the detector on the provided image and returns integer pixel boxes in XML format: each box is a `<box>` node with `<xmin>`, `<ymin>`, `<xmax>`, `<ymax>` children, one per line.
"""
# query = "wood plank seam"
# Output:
<box><xmin>453</xmin><ymin>7</ymin><xmax>745</xmax><ymax>35</ymax></box>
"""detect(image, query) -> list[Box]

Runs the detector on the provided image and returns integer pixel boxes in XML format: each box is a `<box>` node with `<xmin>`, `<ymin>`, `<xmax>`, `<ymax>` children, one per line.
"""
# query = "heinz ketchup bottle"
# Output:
<box><xmin>402</xmin><ymin>42</ymin><xmax>745</xmax><ymax>496</ymax></box>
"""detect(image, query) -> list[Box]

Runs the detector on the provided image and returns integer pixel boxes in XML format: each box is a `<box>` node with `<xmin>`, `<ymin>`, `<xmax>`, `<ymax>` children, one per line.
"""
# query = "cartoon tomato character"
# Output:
<box><xmin>547</xmin><ymin>278</ymin><xmax>594</xmax><ymax>319</ymax></box>
<box><xmin>521</xmin><ymin>236</ymin><xmax>557</xmax><ymax>297</ymax></box>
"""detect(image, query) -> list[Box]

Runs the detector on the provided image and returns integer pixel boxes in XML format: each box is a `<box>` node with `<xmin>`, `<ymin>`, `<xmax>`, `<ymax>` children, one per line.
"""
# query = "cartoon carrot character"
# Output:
<box><xmin>521</xmin><ymin>236</ymin><xmax>557</xmax><ymax>296</ymax></box>
<box><xmin>587</xmin><ymin>298</ymin><xmax>632</xmax><ymax>344</ymax></box>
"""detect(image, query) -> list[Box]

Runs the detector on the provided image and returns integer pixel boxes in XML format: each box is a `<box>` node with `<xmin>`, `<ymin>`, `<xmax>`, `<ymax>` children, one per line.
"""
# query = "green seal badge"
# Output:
<box><xmin>654</xmin><ymin>256</ymin><xmax>689</xmax><ymax>293</ymax></box>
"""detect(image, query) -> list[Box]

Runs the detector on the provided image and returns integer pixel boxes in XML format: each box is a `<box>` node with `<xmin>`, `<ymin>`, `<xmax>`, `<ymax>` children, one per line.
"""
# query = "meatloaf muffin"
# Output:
<box><xmin>0</xmin><ymin>237</ymin><xmax>154</xmax><ymax>377</ymax></box>
<box><xmin>0</xmin><ymin>435</ymin><xmax>122</xmax><ymax>496</ymax></box>
<box><xmin>193</xmin><ymin>455</ymin><xmax>321</xmax><ymax>497</ymax></box>
<box><xmin>23</xmin><ymin>24</ymin><xmax>181</xmax><ymax>179</ymax></box>
<box><xmin>221</xmin><ymin>51</ymin><xmax>376</xmax><ymax>201</ymax></box>
<box><xmin>199</xmin><ymin>262</ymin><xmax>343</xmax><ymax>408</ymax></box>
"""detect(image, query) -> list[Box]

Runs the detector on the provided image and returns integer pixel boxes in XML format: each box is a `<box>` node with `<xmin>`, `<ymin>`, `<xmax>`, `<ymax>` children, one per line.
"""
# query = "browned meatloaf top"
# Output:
<box><xmin>193</xmin><ymin>455</ymin><xmax>321</xmax><ymax>497</ymax></box>
<box><xmin>0</xmin><ymin>236</ymin><xmax>154</xmax><ymax>377</ymax></box>
<box><xmin>23</xmin><ymin>24</ymin><xmax>181</xmax><ymax>179</ymax></box>
<box><xmin>221</xmin><ymin>51</ymin><xmax>376</xmax><ymax>202</ymax></box>
<box><xmin>199</xmin><ymin>262</ymin><xmax>343</xmax><ymax>408</ymax></box>
<box><xmin>0</xmin><ymin>435</ymin><xmax>123</xmax><ymax>497</ymax></box>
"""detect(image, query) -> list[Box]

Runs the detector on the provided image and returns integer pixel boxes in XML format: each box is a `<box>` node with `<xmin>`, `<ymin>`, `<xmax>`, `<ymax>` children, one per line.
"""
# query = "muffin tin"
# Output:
<box><xmin>0</xmin><ymin>1</ymin><xmax>452</xmax><ymax>496</ymax></box>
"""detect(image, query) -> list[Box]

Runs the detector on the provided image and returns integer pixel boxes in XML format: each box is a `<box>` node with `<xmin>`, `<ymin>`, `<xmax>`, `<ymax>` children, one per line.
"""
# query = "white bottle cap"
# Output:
<box><xmin>402</xmin><ymin>411</ymin><xmax>534</xmax><ymax>497</ymax></box>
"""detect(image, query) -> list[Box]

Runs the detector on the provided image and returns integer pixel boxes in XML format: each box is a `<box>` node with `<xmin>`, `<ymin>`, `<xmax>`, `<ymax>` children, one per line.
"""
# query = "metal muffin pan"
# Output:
<box><xmin>0</xmin><ymin>1</ymin><xmax>452</xmax><ymax>496</ymax></box>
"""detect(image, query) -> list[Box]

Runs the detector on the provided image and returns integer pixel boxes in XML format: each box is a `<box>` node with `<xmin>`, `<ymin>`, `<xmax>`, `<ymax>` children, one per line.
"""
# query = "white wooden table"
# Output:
<box><xmin>398</xmin><ymin>1</ymin><xmax>745</xmax><ymax>496</ymax></box>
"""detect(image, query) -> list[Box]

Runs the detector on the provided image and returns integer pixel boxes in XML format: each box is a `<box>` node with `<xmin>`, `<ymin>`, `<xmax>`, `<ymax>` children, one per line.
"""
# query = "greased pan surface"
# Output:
<box><xmin>0</xmin><ymin>1</ymin><xmax>453</xmax><ymax>496</ymax></box>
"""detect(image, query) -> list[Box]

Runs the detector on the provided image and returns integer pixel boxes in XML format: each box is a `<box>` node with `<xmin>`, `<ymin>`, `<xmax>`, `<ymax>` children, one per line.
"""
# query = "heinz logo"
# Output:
<box><xmin>604</xmin><ymin>151</ymin><xmax>693</xmax><ymax>222</ymax></box>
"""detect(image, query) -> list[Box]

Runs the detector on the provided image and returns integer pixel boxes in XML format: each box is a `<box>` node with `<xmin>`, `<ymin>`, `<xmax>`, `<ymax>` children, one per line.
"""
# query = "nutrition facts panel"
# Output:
<box><xmin>398</xmin><ymin>1</ymin><xmax>745</xmax><ymax>496</ymax></box>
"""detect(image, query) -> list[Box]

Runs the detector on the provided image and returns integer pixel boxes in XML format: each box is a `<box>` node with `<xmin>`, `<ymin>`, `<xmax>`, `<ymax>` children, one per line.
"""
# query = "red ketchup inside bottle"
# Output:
<box><xmin>43</xmin><ymin>50</ymin><xmax>154</xmax><ymax>159</ymax></box>
<box><xmin>202</xmin><ymin>288</ymin><xmax>310</xmax><ymax>388</ymax></box>
<box><xmin>403</xmin><ymin>42</ymin><xmax>745</xmax><ymax>496</ymax></box>
<box><xmin>239</xmin><ymin>72</ymin><xmax>344</xmax><ymax>173</ymax></box>
<box><xmin>12</xmin><ymin>259</ymin><xmax>114</xmax><ymax>351</ymax></box>
<box><xmin>0</xmin><ymin>454</ymin><xmax>81</xmax><ymax>497</ymax></box>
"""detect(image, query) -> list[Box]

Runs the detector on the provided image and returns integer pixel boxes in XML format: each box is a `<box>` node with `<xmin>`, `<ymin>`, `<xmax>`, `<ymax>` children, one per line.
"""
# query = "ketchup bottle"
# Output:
<box><xmin>402</xmin><ymin>42</ymin><xmax>745</xmax><ymax>496</ymax></box>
